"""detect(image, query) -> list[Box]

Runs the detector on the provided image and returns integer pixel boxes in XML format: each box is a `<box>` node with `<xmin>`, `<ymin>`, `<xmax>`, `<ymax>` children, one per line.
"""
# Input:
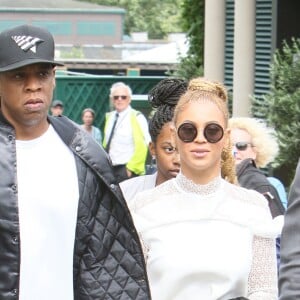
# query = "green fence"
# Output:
<box><xmin>53</xmin><ymin>71</ymin><xmax>165</xmax><ymax>130</ymax></box>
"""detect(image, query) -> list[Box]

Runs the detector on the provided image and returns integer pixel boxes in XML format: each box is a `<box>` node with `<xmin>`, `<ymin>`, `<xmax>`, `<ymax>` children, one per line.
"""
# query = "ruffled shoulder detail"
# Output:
<box><xmin>129</xmin><ymin>179</ymin><xmax>176</xmax><ymax>212</ymax></box>
<box><xmin>219</xmin><ymin>181</ymin><xmax>282</xmax><ymax>238</ymax></box>
<box><xmin>129</xmin><ymin>178</ymin><xmax>282</xmax><ymax>239</ymax></box>
<box><xmin>223</xmin><ymin>180</ymin><xmax>269</xmax><ymax>208</ymax></box>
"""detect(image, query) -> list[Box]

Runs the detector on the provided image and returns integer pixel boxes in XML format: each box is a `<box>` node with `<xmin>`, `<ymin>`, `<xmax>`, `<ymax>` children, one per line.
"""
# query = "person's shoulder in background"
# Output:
<box><xmin>120</xmin><ymin>173</ymin><xmax>157</xmax><ymax>204</ymax></box>
<box><xmin>267</xmin><ymin>176</ymin><xmax>288</xmax><ymax>210</ymax></box>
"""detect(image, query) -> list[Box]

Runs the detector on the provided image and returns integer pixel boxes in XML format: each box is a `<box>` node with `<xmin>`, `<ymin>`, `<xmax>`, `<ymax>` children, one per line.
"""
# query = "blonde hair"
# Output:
<box><xmin>221</xmin><ymin>138</ymin><xmax>238</xmax><ymax>184</ymax></box>
<box><xmin>228</xmin><ymin>117</ymin><xmax>278</xmax><ymax>168</ymax></box>
<box><xmin>174</xmin><ymin>77</ymin><xmax>236</xmax><ymax>184</ymax></box>
<box><xmin>174</xmin><ymin>78</ymin><xmax>229</xmax><ymax>125</ymax></box>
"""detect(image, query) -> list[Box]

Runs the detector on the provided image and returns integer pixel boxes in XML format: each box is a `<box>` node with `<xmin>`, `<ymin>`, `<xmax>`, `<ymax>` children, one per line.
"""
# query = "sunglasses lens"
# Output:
<box><xmin>204</xmin><ymin>123</ymin><xmax>224</xmax><ymax>143</ymax></box>
<box><xmin>113</xmin><ymin>95</ymin><xmax>127</xmax><ymax>100</ymax></box>
<box><xmin>177</xmin><ymin>123</ymin><xmax>197</xmax><ymax>143</ymax></box>
<box><xmin>235</xmin><ymin>142</ymin><xmax>248</xmax><ymax>151</ymax></box>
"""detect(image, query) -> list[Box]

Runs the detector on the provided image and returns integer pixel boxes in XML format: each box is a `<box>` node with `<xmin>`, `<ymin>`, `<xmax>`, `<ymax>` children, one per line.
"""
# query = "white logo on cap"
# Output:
<box><xmin>11</xmin><ymin>35</ymin><xmax>43</xmax><ymax>53</ymax></box>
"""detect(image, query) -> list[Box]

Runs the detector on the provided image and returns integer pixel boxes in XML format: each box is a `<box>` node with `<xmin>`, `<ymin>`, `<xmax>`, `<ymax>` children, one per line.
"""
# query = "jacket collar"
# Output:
<box><xmin>236</xmin><ymin>158</ymin><xmax>257</xmax><ymax>177</ymax></box>
<box><xmin>49</xmin><ymin>115</ymin><xmax>120</xmax><ymax>187</ymax></box>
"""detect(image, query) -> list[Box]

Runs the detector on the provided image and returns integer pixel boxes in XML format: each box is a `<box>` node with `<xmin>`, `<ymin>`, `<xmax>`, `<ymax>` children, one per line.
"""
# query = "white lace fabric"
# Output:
<box><xmin>130</xmin><ymin>173</ymin><xmax>279</xmax><ymax>299</ymax></box>
<box><xmin>247</xmin><ymin>236</ymin><xmax>278</xmax><ymax>300</ymax></box>
<box><xmin>175</xmin><ymin>172</ymin><xmax>222</xmax><ymax>195</ymax></box>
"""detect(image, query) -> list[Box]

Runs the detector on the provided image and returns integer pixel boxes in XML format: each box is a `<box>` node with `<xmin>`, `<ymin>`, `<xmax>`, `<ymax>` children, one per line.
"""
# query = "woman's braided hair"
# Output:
<box><xmin>174</xmin><ymin>77</ymin><xmax>237</xmax><ymax>184</ymax></box>
<box><xmin>148</xmin><ymin>78</ymin><xmax>188</xmax><ymax>142</ymax></box>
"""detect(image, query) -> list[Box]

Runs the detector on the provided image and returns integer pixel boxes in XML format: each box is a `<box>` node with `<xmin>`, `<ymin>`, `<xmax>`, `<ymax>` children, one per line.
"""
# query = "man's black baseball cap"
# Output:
<box><xmin>0</xmin><ymin>24</ymin><xmax>64</xmax><ymax>72</ymax></box>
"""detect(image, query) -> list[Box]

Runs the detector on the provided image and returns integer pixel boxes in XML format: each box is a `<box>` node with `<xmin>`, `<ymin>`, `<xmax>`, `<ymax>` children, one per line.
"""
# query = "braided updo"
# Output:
<box><xmin>174</xmin><ymin>77</ymin><xmax>229</xmax><ymax>124</ymax></box>
<box><xmin>188</xmin><ymin>78</ymin><xmax>227</xmax><ymax>101</ymax></box>
<box><xmin>148</xmin><ymin>78</ymin><xmax>188</xmax><ymax>142</ymax></box>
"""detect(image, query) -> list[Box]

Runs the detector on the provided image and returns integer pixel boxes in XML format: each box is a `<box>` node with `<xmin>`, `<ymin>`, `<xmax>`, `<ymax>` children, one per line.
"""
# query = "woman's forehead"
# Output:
<box><xmin>176</xmin><ymin>101</ymin><xmax>226</xmax><ymax>124</ymax></box>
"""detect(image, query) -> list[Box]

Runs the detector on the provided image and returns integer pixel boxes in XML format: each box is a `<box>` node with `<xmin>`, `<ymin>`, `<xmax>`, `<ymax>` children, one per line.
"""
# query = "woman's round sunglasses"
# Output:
<box><xmin>177</xmin><ymin>122</ymin><xmax>224</xmax><ymax>144</ymax></box>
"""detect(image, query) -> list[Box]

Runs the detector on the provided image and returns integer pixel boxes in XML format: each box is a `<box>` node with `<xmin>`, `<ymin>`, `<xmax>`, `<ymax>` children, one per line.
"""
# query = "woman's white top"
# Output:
<box><xmin>120</xmin><ymin>172</ymin><xmax>157</xmax><ymax>204</ymax></box>
<box><xmin>129</xmin><ymin>173</ymin><xmax>279</xmax><ymax>300</ymax></box>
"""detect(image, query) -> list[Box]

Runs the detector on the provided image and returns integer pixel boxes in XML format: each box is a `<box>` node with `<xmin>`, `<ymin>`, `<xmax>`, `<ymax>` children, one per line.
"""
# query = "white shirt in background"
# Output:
<box><xmin>105</xmin><ymin>106</ymin><xmax>150</xmax><ymax>166</ymax></box>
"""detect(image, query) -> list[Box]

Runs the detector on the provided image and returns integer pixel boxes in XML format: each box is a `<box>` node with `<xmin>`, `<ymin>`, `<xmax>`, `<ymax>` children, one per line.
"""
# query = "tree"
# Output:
<box><xmin>60</xmin><ymin>47</ymin><xmax>84</xmax><ymax>59</ymax></box>
<box><xmin>254</xmin><ymin>38</ymin><xmax>300</xmax><ymax>185</ymax></box>
<box><xmin>169</xmin><ymin>0</ymin><xmax>205</xmax><ymax>80</ymax></box>
<box><xmin>79</xmin><ymin>0</ymin><xmax>183</xmax><ymax>39</ymax></box>
<box><xmin>80</xmin><ymin>0</ymin><xmax>205</xmax><ymax>79</ymax></box>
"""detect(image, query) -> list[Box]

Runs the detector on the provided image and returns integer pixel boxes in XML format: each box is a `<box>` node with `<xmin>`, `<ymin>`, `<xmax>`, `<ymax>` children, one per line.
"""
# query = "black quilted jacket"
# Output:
<box><xmin>0</xmin><ymin>113</ymin><xmax>151</xmax><ymax>299</ymax></box>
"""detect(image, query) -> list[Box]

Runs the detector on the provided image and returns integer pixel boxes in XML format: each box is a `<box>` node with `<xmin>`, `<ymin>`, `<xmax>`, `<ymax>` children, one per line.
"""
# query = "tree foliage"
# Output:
<box><xmin>254</xmin><ymin>38</ymin><xmax>300</xmax><ymax>184</ymax></box>
<box><xmin>79</xmin><ymin>0</ymin><xmax>183</xmax><ymax>39</ymax></box>
<box><xmin>80</xmin><ymin>0</ymin><xmax>205</xmax><ymax>79</ymax></box>
<box><xmin>170</xmin><ymin>0</ymin><xmax>205</xmax><ymax>80</ymax></box>
<box><xmin>60</xmin><ymin>47</ymin><xmax>84</xmax><ymax>59</ymax></box>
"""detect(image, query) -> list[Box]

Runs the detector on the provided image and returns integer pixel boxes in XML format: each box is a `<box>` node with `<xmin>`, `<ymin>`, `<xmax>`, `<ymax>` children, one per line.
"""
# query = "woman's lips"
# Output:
<box><xmin>190</xmin><ymin>148</ymin><xmax>209</xmax><ymax>158</ymax></box>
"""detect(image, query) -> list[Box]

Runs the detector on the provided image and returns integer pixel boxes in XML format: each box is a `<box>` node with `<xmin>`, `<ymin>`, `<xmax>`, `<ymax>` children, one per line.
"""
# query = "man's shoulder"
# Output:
<box><xmin>49</xmin><ymin>114</ymin><xmax>77</xmax><ymax>126</ymax></box>
<box><xmin>48</xmin><ymin>115</ymin><xmax>79</xmax><ymax>142</ymax></box>
<box><xmin>129</xmin><ymin>108</ymin><xmax>139</xmax><ymax>115</ymax></box>
<box><xmin>130</xmin><ymin>108</ymin><xmax>147</xmax><ymax>124</ymax></box>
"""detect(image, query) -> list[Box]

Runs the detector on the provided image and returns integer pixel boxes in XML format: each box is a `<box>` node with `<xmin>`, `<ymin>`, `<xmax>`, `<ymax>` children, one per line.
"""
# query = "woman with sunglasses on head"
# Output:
<box><xmin>120</xmin><ymin>78</ymin><xmax>186</xmax><ymax>202</ymax></box>
<box><xmin>229</xmin><ymin>117</ymin><xmax>286</xmax><ymax>216</ymax></box>
<box><xmin>129</xmin><ymin>78</ymin><xmax>279</xmax><ymax>299</ymax></box>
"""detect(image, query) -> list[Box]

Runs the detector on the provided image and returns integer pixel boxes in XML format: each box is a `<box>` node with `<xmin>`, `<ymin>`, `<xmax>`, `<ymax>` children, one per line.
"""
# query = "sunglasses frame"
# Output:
<box><xmin>113</xmin><ymin>95</ymin><xmax>127</xmax><ymax>100</ymax></box>
<box><xmin>177</xmin><ymin>121</ymin><xmax>224</xmax><ymax>144</ymax></box>
<box><xmin>233</xmin><ymin>142</ymin><xmax>253</xmax><ymax>151</ymax></box>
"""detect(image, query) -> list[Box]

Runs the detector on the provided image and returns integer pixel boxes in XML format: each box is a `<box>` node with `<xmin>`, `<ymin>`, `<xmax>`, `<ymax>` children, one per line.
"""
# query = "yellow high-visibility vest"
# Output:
<box><xmin>103</xmin><ymin>109</ymin><xmax>148</xmax><ymax>175</ymax></box>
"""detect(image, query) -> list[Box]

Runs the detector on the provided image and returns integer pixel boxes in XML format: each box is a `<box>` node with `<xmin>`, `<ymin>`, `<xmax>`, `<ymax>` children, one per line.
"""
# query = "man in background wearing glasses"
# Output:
<box><xmin>103</xmin><ymin>82</ymin><xmax>151</xmax><ymax>183</ymax></box>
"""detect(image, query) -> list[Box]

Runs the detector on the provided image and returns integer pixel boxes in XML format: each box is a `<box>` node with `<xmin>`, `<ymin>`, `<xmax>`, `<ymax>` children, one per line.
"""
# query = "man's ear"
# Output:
<box><xmin>53</xmin><ymin>68</ymin><xmax>56</xmax><ymax>89</ymax></box>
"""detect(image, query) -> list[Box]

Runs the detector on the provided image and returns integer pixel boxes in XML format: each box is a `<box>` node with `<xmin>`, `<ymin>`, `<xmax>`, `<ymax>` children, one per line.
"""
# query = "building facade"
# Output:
<box><xmin>204</xmin><ymin>0</ymin><xmax>300</xmax><ymax>117</ymax></box>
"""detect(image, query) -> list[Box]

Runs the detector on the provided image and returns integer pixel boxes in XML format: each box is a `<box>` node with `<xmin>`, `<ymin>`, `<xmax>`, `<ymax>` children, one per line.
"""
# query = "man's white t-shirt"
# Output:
<box><xmin>16</xmin><ymin>125</ymin><xmax>79</xmax><ymax>300</ymax></box>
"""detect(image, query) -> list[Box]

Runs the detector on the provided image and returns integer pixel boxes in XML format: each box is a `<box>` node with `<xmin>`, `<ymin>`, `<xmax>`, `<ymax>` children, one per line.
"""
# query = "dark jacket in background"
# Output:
<box><xmin>279</xmin><ymin>159</ymin><xmax>300</xmax><ymax>299</ymax></box>
<box><xmin>236</xmin><ymin>158</ymin><xmax>285</xmax><ymax>218</ymax></box>
<box><xmin>0</xmin><ymin>113</ymin><xmax>151</xmax><ymax>300</ymax></box>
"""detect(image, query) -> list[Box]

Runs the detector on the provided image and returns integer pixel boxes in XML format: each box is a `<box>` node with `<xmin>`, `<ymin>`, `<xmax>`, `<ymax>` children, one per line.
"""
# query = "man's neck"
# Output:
<box><xmin>15</xmin><ymin>120</ymin><xmax>50</xmax><ymax>141</ymax></box>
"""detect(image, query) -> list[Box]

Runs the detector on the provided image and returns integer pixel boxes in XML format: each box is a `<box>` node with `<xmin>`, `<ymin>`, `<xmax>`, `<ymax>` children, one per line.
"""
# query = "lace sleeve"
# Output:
<box><xmin>138</xmin><ymin>233</ymin><xmax>150</xmax><ymax>263</ymax></box>
<box><xmin>247</xmin><ymin>236</ymin><xmax>278</xmax><ymax>299</ymax></box>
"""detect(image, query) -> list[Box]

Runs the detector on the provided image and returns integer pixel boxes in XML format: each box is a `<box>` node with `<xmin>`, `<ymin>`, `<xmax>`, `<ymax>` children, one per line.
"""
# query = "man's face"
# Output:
<box><xmin>111</xmin><ymin>86</ymin><xmax>131</xmax><ymax>112</ymax></box>
<box><xmin>51</xmin><ymin>105</ymin><xmax>63</xmax><ymax>116</ymax></box>
<box><xmin>0</xmin><ymin>63</ymin><xmax>55</xmax><ymax>137</ymax></box>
